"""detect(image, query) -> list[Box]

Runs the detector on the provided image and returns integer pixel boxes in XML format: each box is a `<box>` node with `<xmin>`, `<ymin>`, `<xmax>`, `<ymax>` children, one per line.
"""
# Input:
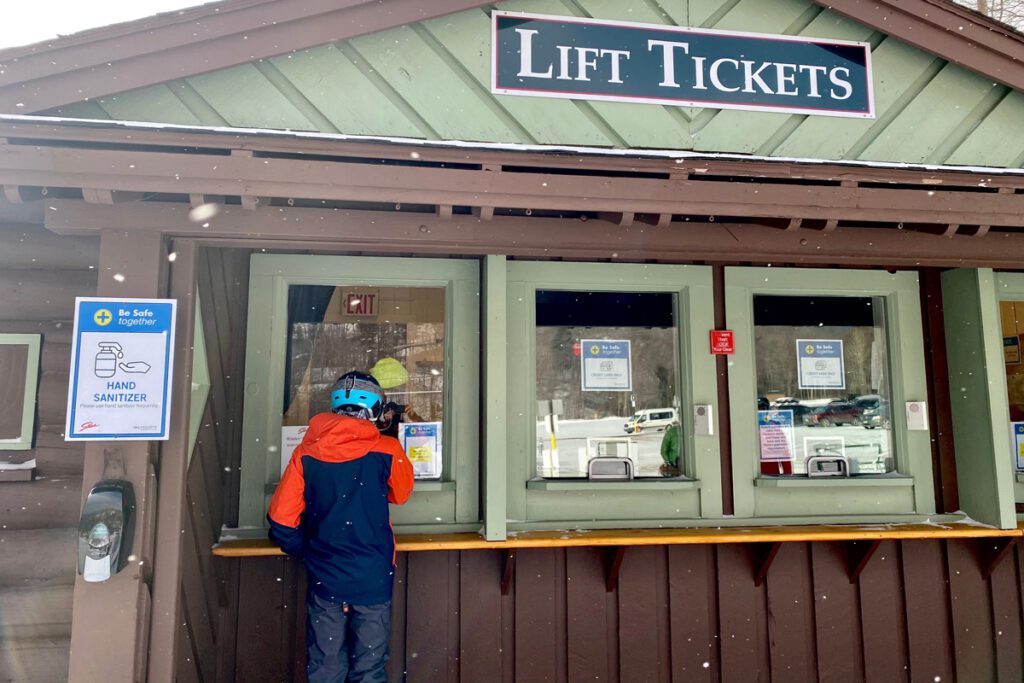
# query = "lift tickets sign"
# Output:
<box><xmin>65</xmin><ymin>298</ymin><xmax>177</xmax><ymax>441</ymax></box>
<box><xmin>492</xmin><ymin>12</ymin><xmax>874</xmax><ymax>118</ymax></box>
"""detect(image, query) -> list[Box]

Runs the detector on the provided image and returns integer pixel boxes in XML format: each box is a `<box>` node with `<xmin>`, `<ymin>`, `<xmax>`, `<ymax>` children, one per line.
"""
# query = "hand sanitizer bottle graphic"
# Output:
<box><xmin>95</xmin><ymin>342</ymin><xmax>124</xmax><ymax>378</ymax></box>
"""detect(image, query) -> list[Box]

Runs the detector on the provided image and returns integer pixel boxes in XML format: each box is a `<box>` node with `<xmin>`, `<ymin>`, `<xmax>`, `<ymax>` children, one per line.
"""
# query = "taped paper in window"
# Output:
<box><xmin>400</xmin><ymin>422</ymin><xmax>442</xmax><ymax>480</ymax></box>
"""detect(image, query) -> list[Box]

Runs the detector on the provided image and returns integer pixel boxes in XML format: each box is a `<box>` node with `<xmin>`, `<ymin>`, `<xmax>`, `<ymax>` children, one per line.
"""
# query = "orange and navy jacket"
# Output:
<box><xmin>268</xmin><ymin>412</ymin><xmax>414</xmax><ymax>605</ymax></box>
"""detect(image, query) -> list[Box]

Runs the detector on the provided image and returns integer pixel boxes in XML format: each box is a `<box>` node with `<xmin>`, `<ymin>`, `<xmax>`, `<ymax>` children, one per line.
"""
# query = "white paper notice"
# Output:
<box><xmin>280</xmin><ymin>425</ymin><xmax>308</xmax><ymax>474</ymax></box>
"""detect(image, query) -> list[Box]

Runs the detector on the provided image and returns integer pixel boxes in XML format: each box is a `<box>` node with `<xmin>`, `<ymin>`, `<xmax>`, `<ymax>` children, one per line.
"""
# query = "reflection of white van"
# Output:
<box><xmin>623</xmin><ymin>408</ymin><xmax>678</xmax><ymax>434</ymax></box>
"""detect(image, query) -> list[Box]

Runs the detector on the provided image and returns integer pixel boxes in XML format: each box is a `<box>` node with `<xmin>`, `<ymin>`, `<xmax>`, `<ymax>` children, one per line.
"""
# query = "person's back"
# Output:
<box><xmin>268</xmin><ymin>371</ymin><xmax>414</xmax><ymax>683</ymax></box>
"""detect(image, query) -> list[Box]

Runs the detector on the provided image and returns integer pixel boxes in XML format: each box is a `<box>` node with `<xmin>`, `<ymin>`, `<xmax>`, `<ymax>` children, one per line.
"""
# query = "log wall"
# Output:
<box><xmin>227</xmin><ymin>538</ymin><xmax>1023</xmax><ymax>683</ymax></box>
<box><xmin>0</xmin><ymin>221</ymin><xmax>97</xmax><ymax>683</ymax></box>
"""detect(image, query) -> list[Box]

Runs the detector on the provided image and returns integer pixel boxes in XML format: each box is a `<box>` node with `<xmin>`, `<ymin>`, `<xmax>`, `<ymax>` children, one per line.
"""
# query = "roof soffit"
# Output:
<box><xmin>0</xmin><ymin>0</ymin><xmax>1023</xmax><ymax>114</ymax></box>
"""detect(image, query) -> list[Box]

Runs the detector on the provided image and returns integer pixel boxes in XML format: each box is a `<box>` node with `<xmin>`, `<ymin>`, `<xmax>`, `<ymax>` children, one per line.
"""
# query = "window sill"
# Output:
<box><xmin>1015</xmin><ymin>473</ymin><xmax>1024</xmax><ymax>484</ymax></box>
<box><xmin>754</xmin><ymin>475</ymin><xmax>914</xmax><ymax>488</ymax></box>
<box><xmin>412</xmin><ymin>480</ymin><xmax>456</xmax><ymax>492</ymax></box>
<box><xmin>527</xmin><ymin>478</ymin><xmax>701</xmax><ymax>492</ymax></box>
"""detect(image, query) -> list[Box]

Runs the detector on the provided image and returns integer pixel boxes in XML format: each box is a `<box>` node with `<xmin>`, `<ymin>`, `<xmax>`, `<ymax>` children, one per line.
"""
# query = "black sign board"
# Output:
<box><xmin>492</xmin><ymin>11</ymin><xmax>874</xmax><ymax>118</ymax></box>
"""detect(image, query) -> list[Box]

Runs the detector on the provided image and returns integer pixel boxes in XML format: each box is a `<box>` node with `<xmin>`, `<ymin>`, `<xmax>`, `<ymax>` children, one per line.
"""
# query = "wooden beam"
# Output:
<box><xmin>45</xmin><ymin>200</ymin><xmax>1024</xmax><ymax>269</ymax></box>
<box><xmin>845</xmin><ymin>539</ymin><xmax>882</xmax><ymax>583</ymax></box>
<box><xmin>605</xmin><ymin>547</ymin><xmax>626</xmax><ymax>592</ymax></box>
<box><xmin>500</xmin><ymin>550</ymin><xmax>516</xmax><ymax>596</ymax></box>
<box><xmin>4</xmin><ymin>143</ymin><xmax>1024</xmax><ymax>226</ymax></box>
<box><xmin>751</xmin><ymin>542</ymin><xmax>782</xmax><ymax>586</ymax></box>
<box><xmin>436</xmin><ymin>204</ymin><xmax>453</xmax><ymax>220</ymax></box>
<box><xmin>81</xmin><ymin>188</ymin><xmax>143</xmax><ymax>204</ymax></box>
<box><xmin>68</xmin><ymin>229</ymin><xmax>167</xmax><ymax>683</ymax></box>
<box><xmin>4</xmin><ymin>119</ymin><xmax>1024</xmax><ymax>193</ymax></box>
<box><xmin>146</xmin><ymin>239</ymin><xmax>198</xmax><ymax>683</ymax></box>
<box><xmin>3</xmin><ymin>185</ymin><xmax>21</xmax><ymax>203</ymax></box>
<box><xmin>212</xmin><ymin>522</ymin><xmax>1024</xmax><ymax>556</ymax></box>
<box><xmin>978</xmin><ymin>537</ymin><xmax>1020</xmax><ymax>579</ymax></box>
<box><xmin>472</xmin><ymin>206</ymin><xmax>494</xmax><ymax>221</ymax></box>
<box><xmin>785</xmin><ymin>218</ymin><xmax>803</xmax><ymax>231</ymax></box>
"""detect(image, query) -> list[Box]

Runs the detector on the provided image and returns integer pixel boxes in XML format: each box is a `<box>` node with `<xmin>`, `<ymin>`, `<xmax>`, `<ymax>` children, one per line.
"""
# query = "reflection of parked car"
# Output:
<box><xmin>773</xmin><ymin>397</ymin><xmax>799</xmax><ymax>407</ymax></box>
<box><xmin>623</xmin><ymin>408</ymin><xmax>677</xmax><ymax>434</ymax></box>
<box><xmin>805</xmin><ymin>401</ymin><xmax>862</xmax><ymax>427</ymax></box>
<box><xmin>861</xmin><ymin>400</ymin><xmax>890</xmax><ymax>429</ymax></box>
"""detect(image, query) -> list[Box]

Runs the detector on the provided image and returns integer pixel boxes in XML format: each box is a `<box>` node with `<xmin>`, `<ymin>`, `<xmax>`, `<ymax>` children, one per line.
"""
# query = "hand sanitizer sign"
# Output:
<box><xmin>65</xmin><ymin>298</ymin><xmax>177</xmax><ymax>441</ymax></box>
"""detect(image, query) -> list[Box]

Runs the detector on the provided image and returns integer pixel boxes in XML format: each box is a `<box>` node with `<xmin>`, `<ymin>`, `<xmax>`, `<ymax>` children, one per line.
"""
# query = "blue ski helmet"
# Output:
<box><xmin>330</xmin><ymin>371</ymin><xmax>385</xmax><ymax>420</ymax></box>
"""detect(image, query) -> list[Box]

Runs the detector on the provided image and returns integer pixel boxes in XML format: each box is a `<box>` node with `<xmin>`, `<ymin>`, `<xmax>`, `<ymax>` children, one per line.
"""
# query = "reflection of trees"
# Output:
<box><xmin>536</xmin><ymin>326</ymin><xmax>677</xmax><ymax>419</ymax></box>
<box><xmin>287</xmin><ymin>321</ymin><xmax>445</xmax><ymax>423</ymax></box>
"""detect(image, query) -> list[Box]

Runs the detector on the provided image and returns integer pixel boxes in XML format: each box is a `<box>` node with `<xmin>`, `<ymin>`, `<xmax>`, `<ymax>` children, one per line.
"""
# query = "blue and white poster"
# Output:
<box><xmin>1013</xmin><ymin>422</ymin><xmax>1024</xmax><ymax>471</ymax></box>
<box><xmin>757</xmin><ymin>409</ymin><xmax>794</xmax><ymax>462</ymax></box>
<box><xmin>796</xmin><ymin>339</ymin><xmax>846</xmax><ymax>390</ymax></box>
<box><xmin>400</xmin><ymin>422</ymin><xmax>443</xmax><ymax>479</ymax></box>
<box><xmin>581</xmin><ymin>339</ymin><xmax>632</xmax><ymax>392</ymax></box>
<box><xmin>65</xmin><ymin>298</ymin><xmax>177</xmax><ymax>441</ymax></box>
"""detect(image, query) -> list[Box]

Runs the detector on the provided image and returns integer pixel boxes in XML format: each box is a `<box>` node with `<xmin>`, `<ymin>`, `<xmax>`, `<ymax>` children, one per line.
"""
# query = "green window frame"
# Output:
<box><xmin>993</xmin><ymin>272</ymin><xmax>1024</xmax><ymax>506</ymax></box>
<box><xmin>504</xmin><ymin>261</ymin><xmax>721</xmax><ymax>529</ymax></box>
<box><xmin>239</xmin><ymin>254</ymin><xmax>480</xmax><ymax>532</ymax></box>
<box><xmin>726</xmin><ymin>267</ymin><xmax>935</xmax><ymax>522</ymax></box>
<box><xmin>0</xmin><ymin>334</ymin><xmax>41</xmax><ymax>450</ymax></box>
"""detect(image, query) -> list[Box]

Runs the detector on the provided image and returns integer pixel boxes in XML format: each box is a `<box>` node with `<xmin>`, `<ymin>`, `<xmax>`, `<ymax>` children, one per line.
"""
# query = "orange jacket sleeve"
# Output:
<box><xmin>269</xmin><ymin>445</ymin><xmax>307</xmax><ymax>526</ymax></box>
<box><xmin>381</xmin><ymin>436</ymin><xmax>415</xmax><ymax>505</ymax></box>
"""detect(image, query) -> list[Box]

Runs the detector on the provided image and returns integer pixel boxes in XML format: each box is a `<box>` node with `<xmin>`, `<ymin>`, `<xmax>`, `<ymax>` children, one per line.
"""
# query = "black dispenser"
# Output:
<box><xmin>77</xmin><ymin>480</ymin><xmax>135</xmax><ymax>583</ymax></box>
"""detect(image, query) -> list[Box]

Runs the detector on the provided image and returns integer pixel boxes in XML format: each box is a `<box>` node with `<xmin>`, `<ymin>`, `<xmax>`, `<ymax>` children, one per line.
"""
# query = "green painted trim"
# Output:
<box><xmin>505</xmin><ymin>261</ymin><xmax>721</xmax><ymax>524</ymax></box>
<box><xmin>187</xmin><ymin>296</ymin><xmax>210</xmax><ymax>465</ymax></box>
<box><xmin>506</xmin><ymin>513</ymin><xmax>960</xmax><ymax>532</ymax></box>
<box><xmin>0</xmin><ymin>334</ymin><xmax>41</xmax><ymax>450</ymax></box>
<box><xmin>995</xmin><ymin>270</ymin><xmax>1024</xmax><ymax>511</ymax></box>
<box><xmin>943</xmin><ymin>269</ymin><xmax>1015</xmax><ymax>528</ymax></box>
<box><xmin>753</xmin><ymin>476</ymin><xmax>914</xmax><ymax>488</ymax></box>
<box><xmin>240</xmin><ymin>254</ymin><xmax>480</xmax><ymax>528</ymax></box>
<box><xmin>726</xmin><ymin>267</ymin><xmax>934</xmax><ymax>519</ymax></box>
<box><xmin>483</xmin><ymin>256</ymin><xmax>508</xmax><ymax>541</ymax></box>
<box><xmin>526</xmin><ymin>479</ymin><xmax>701</xmax><ymax>491</ymax></box>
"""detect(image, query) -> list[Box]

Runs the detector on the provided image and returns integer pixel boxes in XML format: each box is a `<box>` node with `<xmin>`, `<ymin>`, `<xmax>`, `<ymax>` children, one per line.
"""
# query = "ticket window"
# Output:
<box><xmin>240</xmin><ymin>254</ymin><xmax>479</xmax><ymax>530</ymax></box>
<box><xmin>505</xmin><ymin>261</ymin><xmax>720</xmax><ymax>526</ymax></box>
<box><xmin>753</xmin><ymin>295</ymin><xmax>894</xmax><ymax>477</ymax></box>
<box><xmin>283</xmin><ymin>285</ymin><xmax>446</xmax><ymax>480</ymax></box>
<box><xmin>726</xmin><ymin>267</ymin><xmax>932</xmax><ymax>520</ymax></box>
<box><xmin>999</xmin><ymin>301</ymin><xmax>1024</xmax><ymax>470</ymax></box>
<box><xmin>534</xmin><ymin>290</ymin><xmax>683</xmax><ymax>479</ymax></box>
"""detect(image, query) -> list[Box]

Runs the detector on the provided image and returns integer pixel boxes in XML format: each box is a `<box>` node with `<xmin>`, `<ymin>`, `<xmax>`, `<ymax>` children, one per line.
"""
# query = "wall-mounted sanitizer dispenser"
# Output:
<box><xmin>77</xmin><ymin>480</ymin><xmax>135</xmax><ymax>583</ymax></box>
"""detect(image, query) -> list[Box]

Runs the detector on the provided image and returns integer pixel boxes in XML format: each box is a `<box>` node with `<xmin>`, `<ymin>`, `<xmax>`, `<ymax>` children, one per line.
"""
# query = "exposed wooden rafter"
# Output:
<box><xmin>4</xmin><ymin>140</ymin><xmax>1024</xmax><ymax>228</ymax></box>
<box><xmin>44</xmin><ymin>201</ymin><xmax>1024</xmax><ymax>269</ymax></box>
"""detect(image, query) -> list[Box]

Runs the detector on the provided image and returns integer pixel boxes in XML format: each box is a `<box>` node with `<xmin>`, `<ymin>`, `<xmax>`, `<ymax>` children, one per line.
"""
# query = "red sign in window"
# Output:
<box><xmin>710</xmin><ymin>330</ymin><xmax>735</xmax><ymax>355</ymax></box>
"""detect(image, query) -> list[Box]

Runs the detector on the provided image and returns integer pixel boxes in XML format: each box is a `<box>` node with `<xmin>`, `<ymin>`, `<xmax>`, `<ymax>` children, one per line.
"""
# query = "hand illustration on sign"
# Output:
<box><xmin>94</xmin><ymin>342</ymin><xmax>153</xmax><ymax>378</ymax></box>
<box><xmin>118</xmin><ymin>361</ymin><xmax>152</xmax><ymax>374</ymax></box>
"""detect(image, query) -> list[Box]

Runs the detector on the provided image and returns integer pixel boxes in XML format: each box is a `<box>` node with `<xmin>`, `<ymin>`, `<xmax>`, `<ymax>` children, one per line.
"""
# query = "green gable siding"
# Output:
<box><xmin>48</xmin><ymin>0</ymin><xmax>1024</xmax><ymax>168</ymax></box>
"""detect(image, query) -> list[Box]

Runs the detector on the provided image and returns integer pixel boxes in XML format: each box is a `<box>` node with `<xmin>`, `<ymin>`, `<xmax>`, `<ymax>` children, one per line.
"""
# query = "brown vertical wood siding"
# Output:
<box><xmin>175</xmin><ymin>247</ymin><xmax>250</xmax><ymax>683</ymax></box>
<box><xmin>221</xmin><ymin>539</ymin><xmax>1023</xmax><ymax>683</ymax></box>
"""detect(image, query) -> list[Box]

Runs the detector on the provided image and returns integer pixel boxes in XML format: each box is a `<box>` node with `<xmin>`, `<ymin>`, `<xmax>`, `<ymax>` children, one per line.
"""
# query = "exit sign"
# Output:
<box><xmin>343</xmin><ymin>291</ymin><xmax>378</xmax><ymax>317</ymax></box>
<box><xmin>710</xmin><ymin>330</ymin><xmax>734</xmax><ymax>355</ymax></box>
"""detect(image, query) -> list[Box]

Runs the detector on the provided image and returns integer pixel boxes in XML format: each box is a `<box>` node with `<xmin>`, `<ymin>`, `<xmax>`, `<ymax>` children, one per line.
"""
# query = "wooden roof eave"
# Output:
<box><xmin>0</xmin><ymin>0</ymin><xmax>494</xmax><ymax>114</ymax></box>
<box><xmin>0</xmin><ymin>0</ymin><xmax>1022</xmax><ymax>116</ymax></box>
<box><xmin>1</xmin><ymin>118</ymin><xmax>1023</xmax><ymax>191</ymax></box>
